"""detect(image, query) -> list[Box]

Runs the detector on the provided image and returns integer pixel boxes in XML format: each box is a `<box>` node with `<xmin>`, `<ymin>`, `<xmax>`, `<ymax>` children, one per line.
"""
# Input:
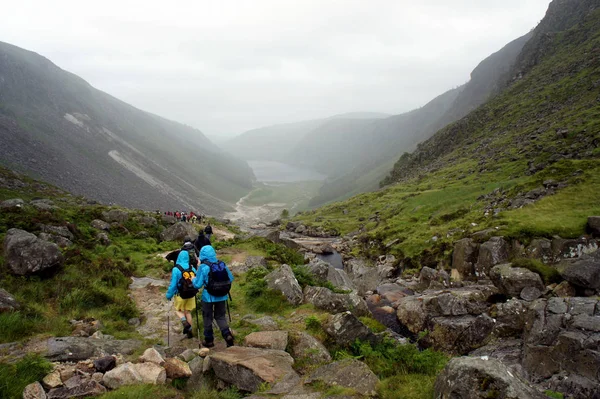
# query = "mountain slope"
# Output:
<box><xmin>294</xmin><ymin>0</ymin><xmax>600</xmax><ymax>262</ymax></box>
<box><xmin>0</xmin><ymin>42</ymin><xmax>254</xmax><ymax>214</ymax></box>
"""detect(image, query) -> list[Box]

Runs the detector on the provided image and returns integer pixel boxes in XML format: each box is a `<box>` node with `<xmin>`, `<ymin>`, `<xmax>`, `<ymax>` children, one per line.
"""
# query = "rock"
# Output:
<box><xmin>138</xmin><ymin>216</ymin><xmax>158</xmax><ymax>227</ymax></box>
<box><xmin>304</xmin><ymin>359</ymin><xmax>379</xmax><ymax>397</ymax></box>
<box><xmin>46</xmin><ymin>337</ymin><xmax>141</xmax><ymax>362</ymax></box>
<box><xmin>303</xmin><ymin>286</ymin><xmax>370</xmax><ymax>317</ymax></box>
<box><xmin>344</xmin><ymin>258</ymin><xmax>382</xmax><ymax>296</ymax></box>
<box><xmin>23</xmin><ymin>381</ymin><xmax>46</xmax><ymax>399</ymax></box>
<box><xmin>96</xmin><ymin>232</ymin><xmax>111</xmax><ymax>246</ymax></box>
<box><xmin>434</xmin><ymin>357</ymin><xmax>545</xmax><ymax>399</ymax></box>
<box><xmin>552</xmin><ymin>237</ymin><xmax>598</xmax><ymax>262</ymax></box>
<box><xmin>102</xmin><ymin>362</ymin><xmax>143</xmax><ymax>389</ymax></box>
<box><xmin>245</xmin><ymin>256</ymin><xmax>268</xmax><ymax>269</ymax></box>
<box><xmin>553</xmin><ymin>281</ymin><xmax>577</xmax><ymax>297</ymax></box>
<box><xmin>561</xmin><ymin>251</ymin><xmax>600</xmax><ymax>290</ymax></box>
<box><xmin>244</xmin><ymin>331</ymin><xmax>289</xmax><ymax>351</ymax></box>
<box><xmin>198</xmin><ymin>348</ymin><xmax>210</xmax><ymax>357</ymax></box>
<box><xmin>135</xmin><ymin>231</ymin><xmax>149</xmax><ymax>239</ymax></box>
<box><xmin>489</xmin><ymin>264</ymin><xmax>545</xmax><ymax>298</ymax></box>
<box><xmin>38</xmin><ymin>233</ymin><xmax>73</xmax><ymax>248</ymax></box>
<box><xmin>0</xmin><ymin>198</ymin><xmax>24</xmax><ymax>209</ymax></box>
<box><xmin>186</xmin><ymin>356</ymin><xmax>206</xmax><ymax>391</ymax></box>
<box><xmin>475</xmin><ymin>237</ymin><xmax>509</xmax><ymax>277</ymax></box>
<box><xmin>159</xmin><ymin>222</ymin><xmax>198</xmax><ymax>242</ymax></box>
<box><xmin>526</xmin><ymin>238</ymin><xmax>553</xmax><ymax>263</ymax></box>
<box><xmin>93</xmin><ymin>356</ymin><xmax>116</xmax><ymax>372</ymax></box>
<box><xmin>492</xmin><ymin>299</ymin><xmax>528</xmax><ymax>337</ymax></box>
<box><xmin>133</xmin><ymin>362</ymin><xmax>167</xmax><ymax>385</ymax></box>
<box><xmin>161</xmin><ymin>214</ymin><xmax>177</xmax><ymax>225</ymax></box>
<box><xmin>0</xmin><ymin>288</ymin><xmax>20</xmax><ymax>312</ymax></box>
<box><xmin>163</xmin><ymin>357</ymin><xmax>192</xmax><ymax>379</ymax></box>
<box><xmin>289</xmin><ymin>331</ymin><xmax>331</xmax><ymax>366</ymax></box>
<box><xmin>3</xmin><ymin>228</ymin><xmax>64</xmax><ymax>275</ymax></box>
<box><xmin>43</xmin><ymin>370</ymin><xmax>63</xmax><ymax>389</ymax></box>
<box><xmin>323</xmin><ymin>312</ymin><xmax>375</xmax><ymax>346</ymax></box>
<box><xmin>210</xmin><ymin>347</ymin><xmax>297</xmax><ymax>393</ymax></box>
<box><xmin>588</xmin><ymin>216</ymin><xmax>600</xmax><ymax>237</ymax></box>
<box><xmin>306</xmin><ymin>259</ymin><xmax>329</xmax><ymax>280</ymax></box>
<box><xmin>39</xmin><ymin>225</ymin><xmax>73</xmax><ymax>240</ymax></box>
<box><xmin>46</xmin><ymin>379</ymin><xmax>106</xmax><ymax>399</ymax></box>
<box><xmin>326</xmin><ymin>266</ymin><xmax>355</xmax><ymax>291</ymax></box>
<box><xmin>101</xmin><ymin>209</ymin><xmax>129</xmax><ymax>223</ymax></box>
<box><xmin>520</xmin><ymin>286</ymin><xmax>542</xmax><ymax>301</ymax></box>
<box><xmin>242</xmin><ymin>316</ymin><xmax>279</xmax><ymax>331</ymax></box>
<box><xmin>265</xmin><ymin>264</ymin><xmax>303</xmax><ymax>306</ymax></box>
<box><xmin>178</xmin><ymin>349</ymin><xmax>196</xmax><ymax>362</ymax></box>
<box><xmin>71</xmin><ymin>318</ymin><xmax>103</xmax><ymax>337</ymax></box>
<box><xmin>90</xmin><ymin>219</ymin><xmax>110</xmax><ymax>231</ymax></box>
<box><xmin>428</xmin><ymin>314</ymin><xmax>494</xmax><ymax>354</ymax></box>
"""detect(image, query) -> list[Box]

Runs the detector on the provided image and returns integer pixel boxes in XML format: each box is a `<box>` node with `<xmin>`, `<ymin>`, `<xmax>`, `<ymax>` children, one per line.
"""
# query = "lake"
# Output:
<box><xmin>248</xmin><ymin>160</ymin><xmax>326</xmax><ymax>183</ymax></box>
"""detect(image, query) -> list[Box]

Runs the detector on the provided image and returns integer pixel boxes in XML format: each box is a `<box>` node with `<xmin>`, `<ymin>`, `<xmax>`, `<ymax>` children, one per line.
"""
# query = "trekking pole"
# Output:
<box><xmin>167</xmin><ymin>313</ymin><xmax>170</xmax><ymax>347</ymax></box>
<box><xmin>195</xmin><ymin>296</ymin><xmax>201</xmax><ymax>349</ymax></box>
<box><xmin>226</xmin><ymin>297</ymin><xmax>232</xmax><ymax>323</ymax></box>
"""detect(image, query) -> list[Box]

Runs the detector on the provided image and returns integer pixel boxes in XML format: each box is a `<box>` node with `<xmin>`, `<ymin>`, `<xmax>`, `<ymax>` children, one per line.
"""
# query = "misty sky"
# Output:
<box><xmin>2</xmin><ymin>1</ymin><xmax>550</xmax><ymax>137</ymax></box>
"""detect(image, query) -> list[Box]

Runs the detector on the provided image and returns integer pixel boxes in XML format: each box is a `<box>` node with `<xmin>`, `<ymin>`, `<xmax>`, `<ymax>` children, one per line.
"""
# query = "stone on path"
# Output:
<box><xmin>102</xmin><ymin>363</ymin><xmax>143</xmax><ymax>389</ymax></box>
<box><xmin>210</xmin><ymin>346</ymin><xmax>298</xmax><ymax>393</ymax></box>
<box><xmin>133</xmin><ymin>362</ymin><xmax>167</xmax><ymax>385</ymax></box>
<box><xmin>244</xmin><ymin>331</ymin><xmax>288</xmax><ymax>351</ymax></box>
<box><xmin>164</xmin><ymin>357</ymin><xmax>192</xmax><ymax>379</ymax></box>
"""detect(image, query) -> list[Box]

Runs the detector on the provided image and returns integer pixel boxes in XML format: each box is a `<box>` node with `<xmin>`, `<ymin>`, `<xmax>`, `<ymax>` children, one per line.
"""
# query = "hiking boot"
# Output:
<box><xmin>182</xmin><ymin>321</ymin><xmax>192</xmax><ymax>335</ymax></box>
<box><xmin>225</xmin><ymin>334</ymin><xmax>234</xmax><ymax>347</ymax></box>
<box><xmin>202</xmin><ymin>340</ymin><xmax>215</xmax><ymax>348</ymax></box>
<box><xmin>186</xmin><ymin>330</ymin><xmax>193</xmax><ymax>339</ymax></box>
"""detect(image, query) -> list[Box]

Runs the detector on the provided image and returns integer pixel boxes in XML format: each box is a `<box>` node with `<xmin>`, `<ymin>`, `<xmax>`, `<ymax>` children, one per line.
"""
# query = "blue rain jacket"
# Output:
<box><xmin>166</xmin><ymin>251</ymin><xmax>197</xmax><ymax>300</ymax></box>
<box><xmin>192</xmin><ymin>245</ymin><xmax>234</xmax><ymax>303</ymax></box>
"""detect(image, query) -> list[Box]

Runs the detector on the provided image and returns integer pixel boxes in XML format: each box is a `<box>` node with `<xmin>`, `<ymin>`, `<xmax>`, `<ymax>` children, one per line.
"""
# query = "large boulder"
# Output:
<box><xmin>489</xmin><ymin>264</ymin><xmax>545</xmax><ymax>299</ymax></box>
<box><xmin>101</xmin><ymin>209</ymin><xmax>129</xmax><ymax>223</ymax></box>
<box><xmin>159</xmin><ymin>222</ymin><xmax>198</xmax><ymax>242</ymax></box>
<box><xmin>526</xmin><ymin>238</ymin><xmax>553</xmax><ymax>263</ymax></box>
<box><xmin>452</xmin><ymin>238</ymin><xmax>479</xmax><ymax>279</ymax></box>
<box><xmin>427</xmin><ymin>314</ymin><xmax>494</xmax><ymax>354</ymax></box>
<box><xmin>323</xmin><ymin>312</ymin><xmax>375</xmax><ymax>346</ymax></box>
<box><xmin>434</xmin><ymin>357</ymin><xmax>545</xmax><ymax>399</ymax></box>
<box><xmin>265</xmin><ymin>264</ymin><xmax>303</xmax><ymax>305</ymax></box>
<box><xmin>306</xmin><ymin>258</ymin><xmax>329</xmax><ymax>280</ymax></box>
<box><xmin>38</xmin><ymin>233</ymin><xmax>72</xmax><ymax>248</ymax></box>
<box><xmin>210</xmin><ymin>347</ymin><xmax>298</xmax><ymax>393</ymax></box>
<box><xmin>304</xmin><ymin>359</ymin><xmax>379</xmax><ymax>397</ymax></box>
<box><xmin>90</xmin><ymin>219</ymin><xmax>110</xmax><ymax>231</ymax></box>
<box><xmin>552</xmin><ymin>237</ymin><xmax>598</xmax><ymax>263</ymax></box>
<box><xmin>491</xmin><ymin>299</ymin><xmax>528</xmax><ymax>337</ymax></box>
<box><xmin>561</xmin><ymin>250</ymin><xmax>600</xmax><ymax>290</ymax></box>
<box><xmin>102</xmin><ymin>363</ymin><xmax>142</xmax><ymax>389</ymax></box>
<box><xmin>138</xmin><ymin>216</ymin><xmax>158</xmax><ymax>227</ymax></box>
<box><xmin>326</xmin><ymin>265</ymin><xmax>355</xmax><ymax>291</ymax></box>
<box><xmin>344</xmin><ymin>259</ymin><xmax>382</xmax><ymax>295</ymax></box>
<box><xmin>133</xmin><ymin>362</ymin><xmax>167</xmax><ymax>385</ymax></box>
<box><xmin>289</xmin><ymin>331</ymin><xmax>331</xmax><ymax>366</ymax></box>
<box><xmin>3</xmin><ymin>229</ymin><xmax>64</xmax><ymax>275</ymax></box>
<box><xmin>39</xmin><ymin>225</ymin><xmax>73</xmax><ymax>240</ymax></box>
<box><xmin>46</xmin><ymin>337</ymin><xmax>141</xmax><ymax>362</ymax></box>
<box><xmin>163</xmin><ymin>358</ymin><xmax>192</xmax><ymax>379</ymax></box>
<box><xmin>244</xmin><ymin>331</ymin><xmax>289</xmax><ymax>351</ymax></box>
<box><xmin>0</xmin><ymin>198</ymin><xmax>24</xmax><ymax>209</ymax></box>
<box><xmin>0</xmin><ymin>288</ymin><xmax>20</xmax><ymax>312</ymax></box>
<box><xmin>303</xmin><ymin>286</ymin><xmax>370</xmax><ymax>317</ymax></box>
<box><xmin>475</xmin><ymin>237</ymin><xmax>509</xmax><ymax>277</ymax></box>
<box><xmin>161</xmin><ymin>214</ymin><xmax>177</xmax><ymax>225</ymax></box>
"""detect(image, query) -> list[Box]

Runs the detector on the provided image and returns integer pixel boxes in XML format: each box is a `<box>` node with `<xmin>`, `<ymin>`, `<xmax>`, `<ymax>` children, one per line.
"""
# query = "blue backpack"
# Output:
<box><xmin>204</xmin><ymin>260</ymin><xmax>231</xmax><ymax>297</ymax></box>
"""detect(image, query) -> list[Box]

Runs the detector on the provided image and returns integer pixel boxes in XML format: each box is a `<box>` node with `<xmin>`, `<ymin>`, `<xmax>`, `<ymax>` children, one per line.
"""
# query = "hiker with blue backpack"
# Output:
<box><xmin>165</xmin><ymin>248</ymin><xmax>199</xmax><ymax>339</ymax></box>
<box><xmin>192</xmin><ymin>245</ymin><xmax>235</xmax><ymax>348</ymax></box>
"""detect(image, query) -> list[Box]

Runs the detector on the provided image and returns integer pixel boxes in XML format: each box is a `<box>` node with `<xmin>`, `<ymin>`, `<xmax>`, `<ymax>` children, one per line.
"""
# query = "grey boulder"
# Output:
<box><xmin>159</xmin><ymin>222</ymin><xmax>198</xmax><ymax>242</ymax></box>
<box><xmin>101</xmin><ymin>209</ymin><xmax>129</xmax><ymax>223</ymax></box>
<box><xmin>304</xmin><ymin>359</ymin><xmax>379</xmax><ymax>397</ymax></box>
<box><xmin>303</xmin><ymin>286</ymin><xmax>370</xmax><ymax>317</ymax></box>
<box><xmin>561</xmin><ymin>250</ymin><xmax>600</xmax><ymax>290</ymax></box>
<box><xmin>265</xmin><ymin>264</ymin><xmax>303</xmax><ymax>306</ymax></box>
<box><xmin>91</xmin><ymin>219</ymin><xmax>110</xmax><ymax>231</ymax></box>
<box><xmin>489</xmin><ymin>264</ymin><xmax>545</xmax><ymax>298</ymax></box>
<box><xmin>0</xmin><ymin>288</ymin><xmax>20</xmax><ymax>312</ymax></box>
<box><xmin>3</xmin><ymin>228</ymin><xmax>64</xmax><ymax>275</ymax></box>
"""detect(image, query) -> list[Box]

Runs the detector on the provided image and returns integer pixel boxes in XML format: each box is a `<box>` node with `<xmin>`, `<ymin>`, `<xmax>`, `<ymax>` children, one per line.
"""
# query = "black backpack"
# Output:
<box><xmin>175</xmin><ymin>265</ymin><xmax>199</xmax><ymax>299</ymax></box>
<box><xmin>204</xmin><ymin>260</ymin><xmax>231</xmax><ymax>297</ymax></box>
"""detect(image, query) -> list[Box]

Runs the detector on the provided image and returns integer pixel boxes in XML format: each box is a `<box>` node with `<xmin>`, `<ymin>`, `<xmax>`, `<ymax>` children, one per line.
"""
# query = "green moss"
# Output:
<box><xmin>377</xmin><ymin>374</ymin><xmax>437</xmax><ymax>399</ymax></box>
<box><xmin>0</xmin><ymin>355</ymin><xmax>52</xmax><ymax>399</ymax></box>
<box><xmin>511</xmin><ymin>258</ymin><xmax>562</xmax><ymax>285</ymax></box>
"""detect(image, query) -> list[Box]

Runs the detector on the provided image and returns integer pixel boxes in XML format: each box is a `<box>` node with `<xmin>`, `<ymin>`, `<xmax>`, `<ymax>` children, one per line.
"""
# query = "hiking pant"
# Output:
<box><xmin>201</xmin><ymin>300</ymin><xmax>229</xmax><ymax>341</ymax></box>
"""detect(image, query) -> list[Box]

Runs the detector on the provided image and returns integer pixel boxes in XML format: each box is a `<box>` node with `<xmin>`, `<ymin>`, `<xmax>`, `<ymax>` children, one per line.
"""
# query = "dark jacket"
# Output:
<box><xmin>204</xmin><ymin>225</ymin><xmax>213</xmax><ymax>234</ymax></box>
<box><xmin>194</xmin><ymin>233</ymin><xmax>211</xmax><ymax>252</ymax></box>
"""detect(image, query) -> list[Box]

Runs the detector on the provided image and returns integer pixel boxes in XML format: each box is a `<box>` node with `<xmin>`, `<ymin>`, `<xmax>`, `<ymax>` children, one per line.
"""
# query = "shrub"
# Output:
<box><xmin>0</xmin><ymin>354</ymin><xmax>52</xmax><ymax>399</ymax></box>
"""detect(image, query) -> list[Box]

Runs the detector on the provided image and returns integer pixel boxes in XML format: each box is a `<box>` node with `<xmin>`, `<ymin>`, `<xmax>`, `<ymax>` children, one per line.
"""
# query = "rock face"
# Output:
<box><xmin>305</xmin><ymin>359</ymin><xmax>379</xmax><ymax>397</ymax></box>
<box><xmin>323</xmin><ymin>312</ymin><xmax>375</xmax><ymax>346</ymax></box>
<box><xmin>210</xmin><ymin>347</ymin><xmax>298</xmax><ymax>393</ymax></box>
<box><xmin>101</xmin><ymin>209</ymin><xmax>129</xmax><ymax>223</ymax></box>
<box><xmin>0</xmin><ymin>288</ymin><xmax>20</xmax><ymax>312</ymax></box>
<box><xmin>265</xmin><ymin>264</ymin><xmax>303</xmax><ymax>305</ymax></box>
<box><xmin>3</xmin><ymin>228</ymin><xmax>64</xmax><ymax>275</ymax></box>
<box><xmin>159</xmin><ymin>222</ymin><xmax>198</xmax><ymax>242</ymax></box>
<box><xmin>561</xmin><ymin>250</ymin><xmax>600</xmax><ymax>290</ymax></box>
<box><xmin>303</xmin><ymin>286</ymin><xmax>370</xmax><ymax>317</ymax></box>
<box><xmin>489</xmin><ymin>264</ymin><xmax>545</xmax><ymax>298</ymax></box>
<box><xmin>475</xmin><ymin>237</ymin><xmax>509</xmax><ymax>277</ymax></box>
<box><xmin>244</xmin><ymin>331</ymin><xmax>289</xmax><ymax>351</ymax></box>
<box><xmin>434</xmin><ymin>357</ymin><xmax>545</xmax><ymax>399</ymax></box>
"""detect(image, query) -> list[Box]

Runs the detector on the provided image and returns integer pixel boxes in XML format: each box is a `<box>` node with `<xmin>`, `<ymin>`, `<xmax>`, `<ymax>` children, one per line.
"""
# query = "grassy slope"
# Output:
<box><xmin>294</xmin><ymin>10</ymin><xmax>600</xmax><ymax>263</ymax></box>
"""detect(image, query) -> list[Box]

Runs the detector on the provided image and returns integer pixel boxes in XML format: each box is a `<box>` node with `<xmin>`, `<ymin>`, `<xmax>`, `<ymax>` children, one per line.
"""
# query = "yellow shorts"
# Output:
<box><xmin>174</xmin><ymin>296</ymin><xmax>196</xmax><ymax>311</ymax></box>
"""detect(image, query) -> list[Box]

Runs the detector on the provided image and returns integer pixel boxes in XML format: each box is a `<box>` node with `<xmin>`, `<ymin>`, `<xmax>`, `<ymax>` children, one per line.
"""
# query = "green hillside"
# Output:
<box><xmin>294</xmin><ymin>3</ymin><xmax>600</xmax><ymax>264</ymax></box>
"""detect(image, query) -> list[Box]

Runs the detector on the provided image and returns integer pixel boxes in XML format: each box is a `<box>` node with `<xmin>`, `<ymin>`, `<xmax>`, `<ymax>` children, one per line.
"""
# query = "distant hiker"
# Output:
<box><xmin>165</xmin><ymin>236</ymin><xmax>198</xmax><ymax>266</ymax></box>
<box><xmin>194</xmin><ymin>231</ymin><xmax>211</xmax><ymax>253</ymax></box>
<box><xmin>204</xmin><ymin>224</ymin><xmax>213</xmax><ymax>240</ymax></box>
<box><xmin>182</xmin><ymin>214</ymin><xmax>187</xmax><ymax>222</ymax></box>
<box><xmin>192</xmin><ymin>245</ymin><xmax>234</xmax><ymax>348</ymax></box>
<box><xmin>166</xmin><ymin>250</ymin><xmax>199</xmax><ymax>339</ymax></box>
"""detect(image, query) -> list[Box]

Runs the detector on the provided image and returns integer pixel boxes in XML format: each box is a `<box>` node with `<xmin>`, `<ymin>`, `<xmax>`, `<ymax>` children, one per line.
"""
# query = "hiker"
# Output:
<box><xmin>193</xmin><ymin>245</ymin><xmax>234</xmax><ymax>348</ymax></box>
<box><xmin>165</xmin><ymin>250</ymin><xmax>199</xmax><ymax>339</ymax></box>
<box><xmin>204</xmin><ymin>223</ymin><xmax>213</xmax><ymax>240</ymax></box>
<box><xmin>194</xmin><ymin>231</ymin><xmax>211</xmax><ymax>253</ymax></box>
<box><xmin>165</xmin><ymin>236</ymin><xmax>197</xmax><ymax>266</ymax></box>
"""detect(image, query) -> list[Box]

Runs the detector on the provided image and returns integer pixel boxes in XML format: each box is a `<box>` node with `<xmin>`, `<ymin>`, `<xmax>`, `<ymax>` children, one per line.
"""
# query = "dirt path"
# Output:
<box><xmin>224</xmin><ymin>189</ymin><xmax>285</xmax><ymax>228</ymax></box>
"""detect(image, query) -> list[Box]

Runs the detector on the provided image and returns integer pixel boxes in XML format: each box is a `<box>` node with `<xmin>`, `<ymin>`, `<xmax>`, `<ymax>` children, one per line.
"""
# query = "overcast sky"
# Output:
<box><xmin>2</xmin><ymin>0</ymin><xmax>550</xmax><ymax>137</ymax></box>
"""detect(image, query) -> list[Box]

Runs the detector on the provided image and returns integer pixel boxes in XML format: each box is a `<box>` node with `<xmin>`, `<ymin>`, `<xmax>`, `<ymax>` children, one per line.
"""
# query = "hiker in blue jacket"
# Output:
<box><xmin>193</xmin><ymin>245</ymin><xmax>235</xmax><ymax>348</ymax></box>
<box><xmin>165</xmin><ymin>250</ymin><xmax>197</xmax><ymax>338</ymax></box>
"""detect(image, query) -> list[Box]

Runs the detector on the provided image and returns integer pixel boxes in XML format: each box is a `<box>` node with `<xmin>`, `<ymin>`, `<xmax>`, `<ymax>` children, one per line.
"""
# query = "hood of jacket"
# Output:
<box><xmin>176</xmin><ymin>250</ymin><xmax>190</xmax><ymax>268</ymax></box>
<box><xmin>199</xmin><ymin>245</ymin><xmax>218</xmax><ymax>263</ymax></box>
